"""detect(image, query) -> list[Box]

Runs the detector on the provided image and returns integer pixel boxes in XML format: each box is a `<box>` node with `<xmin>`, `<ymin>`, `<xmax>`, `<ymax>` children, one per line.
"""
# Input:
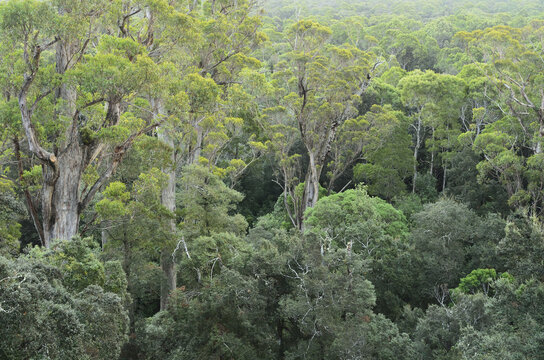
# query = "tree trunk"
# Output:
<box><xmin>300</xmin><ymin>153</ymin><xmax>321</xmax><ymax>229</ymax></box>
<box><xmin>122</xmin><ymin>228</ymin><xmax>135</xmax><ymax>332</ymax></box>
<box><xmin>41</xmin><ymin>38</ymin><xmax>81</xmax><ymax>247</ymax></box>
<box><xmin>101</xmin><ymin>220</ymin><xmax>110</xmax><ymax>248</ymax></box>
<box><xmin>277</xmin><ymin>319</ymin><xmax>285</xmax><ymax>359</ymax></box>
<box><xmin>412</xmin><ymin>117</ymin><xmax>422</xmax><ymax>193</ymax></box>
<box><xmin>442</xmin><ymin>163</ymin><xmax>447</xmax><ymax>193</ymax></box>
<box><xmin>299</xmin><ymin>112</ymin><xmax>341</xmax><ymax>228</ymax></box>
<box><xmin>42</xmin><ymin>143</ymin><xmax>84</xmax><ymax>246</ymax></box>
<box><xmin>192</xmin><ymin>123</ymin><xmax>203</xmax><ymax>164</ymax></box>
<box><xmin>160</xmin><ymin>249</ymin><xmax>177</xmax><ymax>311</ymax></box>
<box><xmin>536</xmin><ymin>111</ymin><xmax>544</xmax><ymax>154</ymax></box>
<box><xmin>17</xmin><ymin>21</ymin><xmax>154</xmax><ymax>247</ymax></box>
<box><xmin>429</xmin><ymin>127</ymin><xmax>435</xmax><ymax>175</ymax></box>
<box><xmin>157</xmin><ymin>101</ymin><xmax>177</xmax><ymax>311</ymax></box>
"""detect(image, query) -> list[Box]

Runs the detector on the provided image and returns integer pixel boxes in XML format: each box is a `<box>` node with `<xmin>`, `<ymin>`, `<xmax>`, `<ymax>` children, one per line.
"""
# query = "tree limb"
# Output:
<box><xmin>78</xmin><ymin>122</ymin><xmax>162</xmax><ymax>213</ymax></box>
<box><xmin>18</xmin><ymin>45</ymin><xmax>58</xmax><ymax>168</ymax></box>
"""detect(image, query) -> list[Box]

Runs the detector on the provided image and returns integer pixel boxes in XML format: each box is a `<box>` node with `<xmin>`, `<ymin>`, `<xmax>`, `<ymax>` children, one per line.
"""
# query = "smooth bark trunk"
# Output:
<box><xmin>301</xmin><ymin>149</ymin><xmax>328</xmax><ymax>230</ymax></box>
<box><xmin>157</xmin><ymin>101</ymin><xmax>177</xmax><ymax>311</ymax></box>
<box><xmin>536</xmin><ymin>115</ymin><xmax>544</xmax><ymax>154</ymax></box>
<box><xmin>412</xmin><ymin>116</ymin><xmax>422</xmax><ymax>193</ymax></box>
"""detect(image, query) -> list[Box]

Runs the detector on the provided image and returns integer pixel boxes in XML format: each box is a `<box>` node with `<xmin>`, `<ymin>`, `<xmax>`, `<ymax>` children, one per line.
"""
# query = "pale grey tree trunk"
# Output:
<box><xmin>536</xmin><ymin>115</ymin><xmax>544</xmax><ymax>154</ymax></box>
<box><xmin>156</xmin><ymin>100</ymin><xmax>177</xmax><ymax>311</ymax></box>
<box><xmin>40</xmin><ymin>39</ymin><xmax>80</xmax><ymax>246</ymax></box>
<box><xmin>101</xmin><ymin>220</ymin><xmax>110</xmax><ymax>248</ymax></box>
<box><xmin>42</xmin><ymin>144</ymin><xmax>83</xmax><ymax>246</ymax></box>
<box><xmin>301</xmin><ymin>154</ymin><xmax>320</xmax><ymax>229</ymax></box>
<box><xmin>412</xmin><ymin>116</ymin><xmax>422</xmax><ymax>193</ymax></box>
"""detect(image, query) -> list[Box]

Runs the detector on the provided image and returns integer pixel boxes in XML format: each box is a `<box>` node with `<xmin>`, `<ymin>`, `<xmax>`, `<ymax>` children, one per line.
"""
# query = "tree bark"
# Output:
<box><xmin>412</xmin><ymin>116</ymin><xmax>422</xmax><ymax>193</ymax></box>
<box><xmin>160</xmin><ymin>249</ymin><xmax>177</xmax><ymax>311</ymax></box>
<box><xmin>41</xmin><ymin>37</ymin><xmax>82</xmax><ymax>246</ymax></box>
<box><xmin>42</xmin><ymin>143</ymin><xmax>84</xmax><ymax>246</ymax></box>
<box><xmin>442</xmin><ymin>163</ymin><xmax>447</xmax><ymax>193</ymax></box>
<box><xmin>301</xmin><ymin>153</ymin><xmax>321</xmax><ymax>229</ymax></box>
<box><xmin>17</xmin><ymin>35</ymin><xmax>82</xmax><ymax>246</ymax></box>
<box><xmin>122</xmin><ymin>227</ymin><xmax>136</xmax><ymax>333</ymax></box>
<box><xmin>156</xmin><ymin>100</ymin><xmax>177</xmax><ymax>311</ymax></box>
<box><xmin>299</xmin><ymin>110</ymin><xmax>341</xmax><ymax>229</ymax></box>
<box><xmin>429</xmin><ymin>127</ymin><xmax>435</xmax><ymax>175</ymax></box>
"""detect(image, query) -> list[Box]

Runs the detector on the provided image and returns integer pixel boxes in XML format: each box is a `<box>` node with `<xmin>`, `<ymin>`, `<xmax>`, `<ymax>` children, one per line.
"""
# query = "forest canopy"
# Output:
<box><xmin>1</xmin><ymin>0</ymin><xmax>544</xmax><ymax>359</ymax></box>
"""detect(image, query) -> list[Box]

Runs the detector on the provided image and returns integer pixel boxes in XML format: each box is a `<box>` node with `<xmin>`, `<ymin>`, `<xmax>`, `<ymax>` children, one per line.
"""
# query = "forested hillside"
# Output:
<box><xmin>1</xmin><ymin>0</ymin><xmax>544</xmax><ymax>359</ymax></box>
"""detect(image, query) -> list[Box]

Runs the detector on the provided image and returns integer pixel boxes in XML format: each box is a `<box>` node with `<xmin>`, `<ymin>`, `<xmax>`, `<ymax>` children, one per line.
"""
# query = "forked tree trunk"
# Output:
<box><xmin>18</xmin><ymin>37</ymin><xmax>143</xmax><ymax>247</ymax></box>
<box><xmin>301</xmin><ymin>155</ymin><xmax>321</xmax><ymax>229</ymax></box>
<box><xmin>299</xmin><ymin>116</ymin><xmax>341</xmax><ymax>229</ymax></box>
<box><xmin>39</xmin><ymin>39</ymin><xmax>81</xmax><ymax>246</ymax></box>
<box><xmin>19</xmin><ymin>16</ymin><xmax>159</xmax><ymax>247</ymax></box>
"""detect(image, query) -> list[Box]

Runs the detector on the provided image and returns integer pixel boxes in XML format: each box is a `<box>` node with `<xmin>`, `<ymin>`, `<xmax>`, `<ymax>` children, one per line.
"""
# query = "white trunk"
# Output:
<box><xmin>412</xmin><ymin>117</ymin><xmax>422</xmax><ymax>193</ymax></box>
<box><xmin>301</xmin><ymin>152</ymin><xmax>322</xmax><ymax>229</ymax></box>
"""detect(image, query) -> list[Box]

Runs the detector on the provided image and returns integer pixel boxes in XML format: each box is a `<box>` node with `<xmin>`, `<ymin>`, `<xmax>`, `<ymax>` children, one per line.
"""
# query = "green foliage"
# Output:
<box><xmin>410</xmin><ymin>199</ymin><xmax>505</xmax><ymax>304</ymax></box>
<box><xmin>74</xmin><ymin>285</ymin><xmax>129</xmax><ymax>360</ymax></box>
<box><xmin>139</xmin><ymin>268</ymin><xmax>269</xmax><ymax>360</ymax></box>
<box><xmin>279</xmin><ymin>232</ymin><xmax>416</xmax><ymax>359</ymax></box>
<box><xmin>31</xmin><ymin>237</ymin><xmax>106</xmax><ymax>293</ymax></box>
<box><xmin>305</xmin><ymin>187</ymin><xmax>409</xmax><ymax>246</ymax></box>
<box><xmin>416</xmin><ymin>277</ymin><xmax>544</xmax><ymax>359</ymax></box>
<box><xmin>497</xmin><ymin>215</ymin><xmax>544</xmax><ymax>281</ymax></box>
<box><xmin>414</xmin><ymin>293</ymin><xmax>490</xmax><ymax>359</ymax></box>
<box><xmin>414</xmin><ymin>172</ymin><xmax>438</xmax><ymax>203</ymax></box>
<box><xmin>0</xmin><ymin>255</ymin><xmax>87</xmax><ymax>360</ymax></box>
<box><xmin>454</xmin><ymin>268</ymin><xmax>499</xmax><ymax>295</ymax></box>
<box><xmin>0</xmin><ymin>191</ymin><xmax>24</xmax><ymax>256</ymax></box>
<box><xmin>179</xmin><ymin>164</ymin><xmax>248</xmax><ymax>239</ymax></box>
<box><xmin>95</xmin><ymin>182</ymin><xmax>131</xmax><ymax>219</ymax></box>
<box><xmin>305</xmin><ymin>187</ymin><xmax>413</xmax><ymax>318</ymax></box>
<box><xmin>4</xmin><ymin>1</ymin><xmax>544</xmax><ymax>359</ymax></box>
<box><xmin>104</xmin><ymin>260</ymin><xmax>130</xmax><ymax>302</ymax></box>
<box><xmin>348</xmin><ymin>105</ymin><xmax>413</xmax><ymax>199</ymax></box>
<box><xmin>0</xmin><ymin>251</ymin><xmax>128</xmax><ymax>360</ymax></box>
